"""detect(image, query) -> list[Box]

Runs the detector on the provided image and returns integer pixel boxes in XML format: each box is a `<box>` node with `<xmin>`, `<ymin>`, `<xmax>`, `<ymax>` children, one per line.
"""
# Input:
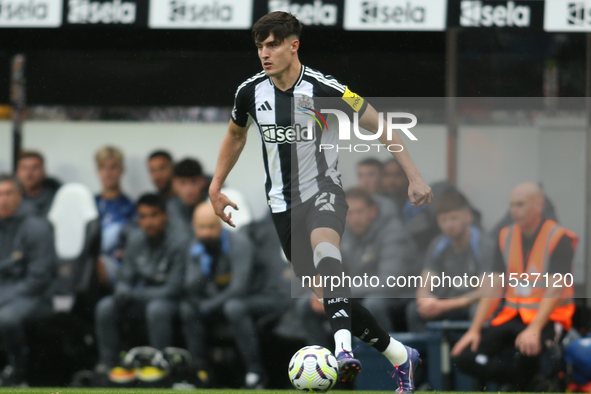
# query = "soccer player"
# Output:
<box><xmin>209</xmin><ymin>12</ymin><xmax>432</xmax><ymax>393</ymax></box>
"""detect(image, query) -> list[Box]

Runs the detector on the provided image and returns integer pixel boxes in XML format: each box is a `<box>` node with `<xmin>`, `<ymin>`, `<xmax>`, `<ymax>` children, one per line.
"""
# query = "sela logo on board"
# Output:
<box><xmin>568</xmin><ymin>2</ymin><xmax>591</xmax><ymax>25</ymax></box>
<box><xmin>361</xmin><ymin>0</ymin><xmax>426</xmax><ymax>24</ymax></box>
<box><xmin>169</xmin><ymin>0</ymin><xmax>232</xmax><ymax>22</ymax></box>
<box><xmin>0</xmin><ymin>0</ymin><xmax>62</xmax><ymax>26</ymax></box>
<box><xmin>268</xmin><ymin>0</ymin><xmax>338</xmax><ymax>26</ymax></box>
<box><xmin>460</xmin><ymin>0</ymin><xmax>531</xmax><ymax>27</ymax></box>
<box><xmin>344</xmin><ymin>0</ymin><xmax>446</xmax><ymax>31</ymax></box>
<box><xmin>68</xmin><ymin>0</ymin><xmax>137</xmax><ymax>24</ymax></box>
<box><xmin>149</xmin><ymin>0</ymin><xmax>253</xmax><ymax>29</ymax></box>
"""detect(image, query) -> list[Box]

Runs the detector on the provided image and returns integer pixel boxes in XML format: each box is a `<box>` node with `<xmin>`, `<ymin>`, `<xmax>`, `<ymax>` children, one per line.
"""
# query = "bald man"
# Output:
<box><xmin>451</xmin><ymin>182</ymin><xmax>577</xmax><ymax>391</ymax></box>
<box><xmin>180</xmin><ymin>202</ymin><xmax>288</xmax><ymax>389</ymax></box>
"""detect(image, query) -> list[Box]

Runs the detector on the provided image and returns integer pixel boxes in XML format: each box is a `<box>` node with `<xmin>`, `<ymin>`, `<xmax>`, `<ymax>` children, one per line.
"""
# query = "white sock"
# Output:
<box><xmin>334</xmin><ymin>329</ymin><xmax>352</xmax><ymax>354</ymax></box>
<box><xmin>382</xmin><ymin>337</ymin><xmax>408</xmax><ymax>366</ymax></box>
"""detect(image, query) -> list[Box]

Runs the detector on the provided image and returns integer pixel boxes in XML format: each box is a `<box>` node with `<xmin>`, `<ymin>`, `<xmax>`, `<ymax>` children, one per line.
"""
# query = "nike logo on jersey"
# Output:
<box><xmin>332</xmin><ymin>309</ymin><xmax>349</xmax><ymax>318</ymax></box>
<box><xmin>257</xmin><ymin>101</ymin><xmax>273</xmax><ymax>111</ymax></box>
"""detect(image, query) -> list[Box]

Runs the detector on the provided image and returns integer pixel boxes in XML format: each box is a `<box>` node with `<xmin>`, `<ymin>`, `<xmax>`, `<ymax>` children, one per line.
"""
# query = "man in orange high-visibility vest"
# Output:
<box><xmin>451</xmin><ymin>182</ymin><xmax>577</xmax><ymax>391</ymax></box>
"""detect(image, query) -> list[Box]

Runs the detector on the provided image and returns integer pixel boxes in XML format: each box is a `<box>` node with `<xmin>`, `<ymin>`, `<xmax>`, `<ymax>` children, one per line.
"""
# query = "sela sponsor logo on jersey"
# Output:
<box><xmin>0</xmin><ymin>0</ymin><xmax>62</xmax><ymax>27</ymax></box>
<box><xmin>460</xmin><ymin>0</ymin><xmax>531</xmax><ymax>27</ymax></box>
<box><xmin>268</xmin><ymin>0</ymin><xmax>338</xmax><ymax>26</ymax></box>
<box><xmin>260</xmin><ymin>123</ymin><xmax>314</xmax><ymax>144</ymax></box>
<box><xmin>344</xmin><ymin>0</ymin><xmax>446</xmax><ymax>31</ymax></box>
<box><xmin>148</xmin><ymin>0</ymin><xmax>253</xmax><ymax>29</ymax></box>
<box><xmin>68</xmin><ymin>0</ymin><xmax>137</xmax><ymax>24</ymax></box>
<box><xmin>544</xmin><ymin>0</ymin><xmax>591</xmax><ymax>32</ymax></box>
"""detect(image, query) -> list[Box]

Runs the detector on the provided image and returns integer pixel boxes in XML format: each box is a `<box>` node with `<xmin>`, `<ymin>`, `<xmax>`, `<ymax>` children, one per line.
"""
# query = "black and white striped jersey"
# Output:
<box><xmin>231</xmin><ymin>65</ymin><xmax>368</xmax><ymax>213</ymax></box>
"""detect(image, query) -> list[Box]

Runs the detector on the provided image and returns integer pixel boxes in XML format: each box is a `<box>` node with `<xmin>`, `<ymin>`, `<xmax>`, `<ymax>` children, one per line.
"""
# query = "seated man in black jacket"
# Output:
<box><xmin>0</xmin><ymin>174</ymin><xmax>56</xmax><ymax>386</ymax></box>
<box><xmin>95</xmin><ymin>194</ymin><xmax>189</xmax><ymax>382</ymax></box>
<box><xmin>181</xmin><ymin>202</ymin><xmax>289</xmax><ymax>389</ymax></box>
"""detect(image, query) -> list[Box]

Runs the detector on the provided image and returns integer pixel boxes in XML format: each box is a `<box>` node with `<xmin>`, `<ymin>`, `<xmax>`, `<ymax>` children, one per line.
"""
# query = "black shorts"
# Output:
<box><xmin>271</xmin><ymin>185</ymin><xmax>348</xmax><ymax>278</ymax></box>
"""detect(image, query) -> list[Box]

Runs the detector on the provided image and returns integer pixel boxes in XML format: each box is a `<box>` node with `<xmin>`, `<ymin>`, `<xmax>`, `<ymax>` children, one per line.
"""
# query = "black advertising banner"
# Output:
<box><xmin>64</xmin><ymin>0</ymin><xmax>149</xmax><ymax>27</ymax></box>
<box><xmin>447</xmin><ymin>0</ymin><xmax>545</xmax><ymax>29</ymax></box>
<box><xmin>252</xmin><ymin>0</ymin><xmax>344</xmax><ymax>29</ymax></box>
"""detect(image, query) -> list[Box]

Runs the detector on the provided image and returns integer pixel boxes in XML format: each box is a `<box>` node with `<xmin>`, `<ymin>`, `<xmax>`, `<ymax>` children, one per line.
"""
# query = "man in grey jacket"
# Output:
<box><xmin>297</xmin><ymin>187</ymin><xmax>418</xmax><ymax>345</ymax></box>
<box><xmin>95</xmin><ymin>193</ymin><xmax>189</xmax><ymax>382</ymax></box>
<box><xmin>15</xmin><ymin>151</ymin><xmax>61</xmax><ymax>217</ymax></box>
<box><xmin>181</xmin><ymin>202</ymin><xmax>288</xmax><ymax>389</ymax></box>
<box><xmin>0</xmin><ymin>174</ymin><xmax>56</xmax><ymax>386</ymax></box>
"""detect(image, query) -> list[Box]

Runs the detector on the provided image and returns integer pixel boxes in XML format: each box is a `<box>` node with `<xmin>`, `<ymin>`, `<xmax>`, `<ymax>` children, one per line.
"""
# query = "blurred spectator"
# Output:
<box><xmin>356</xmin><ymin>158</ymin><xmax>397</xmax><ymax>219</ymax></box>
<box><xmin>0</xmin><ymin>174</ymin><xmax>56</xmax><ymax>386</ymax></box>
<box><xmin>15</xmin><ymin>150</ymin><xmax>61</xmax><ymax>217</ymax></box>
<box><xmin>296</xmin><ymin>188</ymin><xmax>417</xmax><ymax>344</ymax></box>
<box><xmin>381</xmin><ymin>158</ymin><xmax>481</xmax><ymax>260</ymax></box>
<box><xmin>490</xmin><ymin>187</ymin><xmax>558</xmax><ymax>239</ymax></box>
<box><xmin>452</xmin><ymin>182</ymin><xmax>577</xmax><ymax>391</ymax></box>
<box><xmin>95</xmin><ymin>194</ymin><xmax>188</xmax><ymax>382</ymax></box>
<box><xmin>94</xmin><ymin>146</ymin><xmax>136</xmax><ymax>284</ymax></box>
<box><xmin>357</xmin><ymin>158</ymin><xmax>382</xmax><ymax>195</ymax></box>
<box><xmin>167</xmin><ymin>158</ymin><xmax>210</xmax><ymax>237</ymax></box>
<box><xmin>181</xmin><ymin>202</ymin><xmax>287</xmax><ymax>389</ymax></box>
<box><xmin>406</xmin><ymin>189</ymin><xmax>492</xmax><ymax>332</ymax></box>
<box><xmin>147</xmin><ymin>150</ymin><xmax>176</xmax><ymax>201</ymax></box>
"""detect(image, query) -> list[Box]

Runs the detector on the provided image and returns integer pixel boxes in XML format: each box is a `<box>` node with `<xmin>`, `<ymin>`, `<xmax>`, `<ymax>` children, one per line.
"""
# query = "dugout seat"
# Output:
<box><xmin>47</xmin><ymin>182</ymin><xmax>101</xmax><ymax>312</ymax></box>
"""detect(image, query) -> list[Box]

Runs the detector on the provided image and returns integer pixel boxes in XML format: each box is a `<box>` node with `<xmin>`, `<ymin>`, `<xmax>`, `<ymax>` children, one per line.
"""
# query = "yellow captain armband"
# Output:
<box><xmin>341</xmin><ymin>86</ymin><xmax>365</xmax><ymax>113</ymax></box>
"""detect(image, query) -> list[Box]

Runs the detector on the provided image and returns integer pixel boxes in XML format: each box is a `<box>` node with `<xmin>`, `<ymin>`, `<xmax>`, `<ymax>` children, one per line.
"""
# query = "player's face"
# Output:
<box><xmin>381</xmin><ymin>161</ymin><xmax>408</xmax><ymax>198</ymax></box>
<box><xmin>148</xmin><ymin>156</ymin><xmax>173</xmax><ymax>192</ymax></box>
<box><xmin>0</xmin><ymin>181</ymin><xmax>22</xmax><ymax>219</ymax></box>
<box><xmin>437</xmin><ymin>209</ymin><xmax>472</xmax><ymax>240</ymax></box>
<box><xmin>138</xmin><ymin>205</ymin><xmax>168</xmax><ymax>239</ymax></box>
<box><xmin>357</xmin><ymin>164</ymin><xmax>381</xmax><ymax>195</ymax></box>
<box><xmin>16</xmin><ymin>157</ymin><xmax>45</xmax><ymax>192</ymax></box>
<box><xmin>174</xmin><ymin>176</ymin><xmax>205</xmax><ymax>206</ymax></box>
<box><xmin>98</xmin><ymin>158</ymin><xmax>123</xmax><ymax>190</ymax></box>
<box><xmin>346</xmin><ymin>197</ymin><xmax>377</xmax><ymax>236</ymax></box>
<box><xmin>256</xmin><ymin>34</ymin><xmax>298</xmax><ymax>77</ymax></box>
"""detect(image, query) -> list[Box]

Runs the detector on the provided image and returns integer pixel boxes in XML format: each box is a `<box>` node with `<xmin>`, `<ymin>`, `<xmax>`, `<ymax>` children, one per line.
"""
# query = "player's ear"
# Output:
<box><xmin>291</xmin><ymin>38</ymin><xmax>300</xmax><ymax>53</ymax></box>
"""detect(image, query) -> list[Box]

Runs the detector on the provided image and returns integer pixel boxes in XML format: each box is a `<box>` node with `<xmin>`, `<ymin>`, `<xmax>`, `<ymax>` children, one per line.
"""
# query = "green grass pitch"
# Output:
<box><xmin>0</xmin><ymin>390</ymin><xmax>538</xmax><ymax>394</ymax></box>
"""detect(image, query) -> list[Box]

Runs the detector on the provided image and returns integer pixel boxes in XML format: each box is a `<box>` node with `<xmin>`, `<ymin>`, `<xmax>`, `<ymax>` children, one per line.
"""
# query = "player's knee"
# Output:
<box><xmin>146</xmin><ymin>299</ymin><xmax>174</xmax><ymax>322</ymax></box>
<box><xmin>313</xmin><ymin>242</ymin><xmax>341</xmax><ymax>268</ymax></box>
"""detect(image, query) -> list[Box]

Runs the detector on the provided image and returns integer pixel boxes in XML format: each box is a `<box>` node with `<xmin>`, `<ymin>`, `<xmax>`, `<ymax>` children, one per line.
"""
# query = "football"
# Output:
<box><xmin>288</xmin><ymin>345</ymin><xmax>339</xmax><ymax>393</ymax></box>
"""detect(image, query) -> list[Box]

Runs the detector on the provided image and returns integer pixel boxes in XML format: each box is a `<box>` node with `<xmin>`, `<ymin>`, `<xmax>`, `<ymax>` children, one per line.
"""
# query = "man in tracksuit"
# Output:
<box><xmin>181</xmin><ymin>202</ymin><xmax>289</xmax><ymax>389</ymax></box>
<box><xmin>95</xmin><ymin>193</ymin><xmax>189</xmax><ymax>383</ymax></box>
<box><xmin>0</xmin><ymin>174</ymin><xmax>56</xmax><ymax>386</ymax></box>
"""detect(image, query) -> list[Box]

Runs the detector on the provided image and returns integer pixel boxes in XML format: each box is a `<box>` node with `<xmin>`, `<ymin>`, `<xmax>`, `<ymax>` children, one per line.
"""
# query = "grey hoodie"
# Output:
<box><xmin>340</xmin><ymin>204</ymin><xmax>418</xmax><ymax>298</ymax></box>
<box><xmin>0</xmin><ymin>204</ymin><xmax>56</xmax><ymax>306</ymax></box>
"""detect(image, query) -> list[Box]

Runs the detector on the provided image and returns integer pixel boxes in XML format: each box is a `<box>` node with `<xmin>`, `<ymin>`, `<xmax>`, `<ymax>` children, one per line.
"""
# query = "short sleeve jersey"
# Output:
<box><xmin>231</xmin><ymin>65</ymin><xmax>368</xmax><ymax>213</ymax></box>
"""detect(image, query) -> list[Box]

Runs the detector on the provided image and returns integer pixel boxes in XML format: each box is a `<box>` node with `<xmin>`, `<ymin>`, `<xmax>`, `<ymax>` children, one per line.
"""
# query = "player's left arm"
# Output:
<box><xmin>358</xmin><ymin>104</ymin><xmax>432</xmax><ymax>207</ymax></box>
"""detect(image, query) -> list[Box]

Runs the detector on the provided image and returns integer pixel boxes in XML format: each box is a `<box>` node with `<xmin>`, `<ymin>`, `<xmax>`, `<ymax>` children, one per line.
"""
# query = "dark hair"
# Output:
<box><xmin>0</xmin><ymin>173</ymin><xmax>22</xmax><ymax>190</ymax></box>
<box><xmin>357</xmin><ymin>158</ymin><xmax>383</xmax><ymax>171</ymax></box>
<box><xmin>345</xmin><ymin>187</ymin><xmax>375</xmax><ymax>207</ymax></box>
<box><xmin>17</xmin><ymin>150</ymin><xmax>44</xmax><ymax>165</ymax></box>
<box><xmin>174</xmin><ymin>158</ymin><xmax>203</xmax><ymax>179</ymax></box>
<box><xmin>148</xmin><ymin>150</ymin><xmax>173</xmax><ymax>162</ymax></box>
<box><xmin>136</xmin><ymin>193</ymin><xmax>166</xmax><ymax>213</ymax></box>
<box><xmin>252</xmin><ymin>11</ymin><xmax>302</xmax><ymax>43</ymax></box>
<box><xmin>435</xmin><ymin>189</ymin><xmax>470</xmax><ymax>215</ymax></box>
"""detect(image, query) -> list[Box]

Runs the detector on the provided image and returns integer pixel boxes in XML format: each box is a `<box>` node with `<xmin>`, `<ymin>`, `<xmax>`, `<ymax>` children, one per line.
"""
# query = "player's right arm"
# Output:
<box><xmin>209</xmin><ymin>119</ymin><xmax>249</xmax><ymax>228</ymax></box>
